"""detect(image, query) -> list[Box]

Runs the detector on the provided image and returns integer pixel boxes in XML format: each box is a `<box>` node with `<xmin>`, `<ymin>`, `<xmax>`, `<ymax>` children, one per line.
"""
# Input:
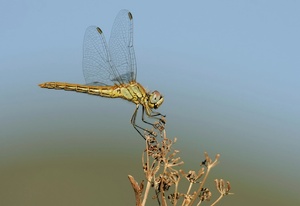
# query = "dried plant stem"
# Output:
<box><xmin>197</xmin><ymin>167</ymin><xmax>210</xmax><ymax>196</ymax></box>
<box><xmin>141</xmin><ymin>180</ymin><xmax>152</xmax><ymax>206</ymax></box>
<box><xmin>196</xmin><ymin>200</ymin><xmax>202</xmax><ymax>206</ymax></box>
<box><xmin>128</xmin><ymin>175</ymin><xmax>142</xmax><ymax>206</ymax></box>
<box><xmin>211</xmin><ymin>194</ymin><xmax>223</xmax><ymax>206</ymax></box>
<box><xmin>161</xmin><ymin>153</ymin><xmax>168</xmax><ymax>206</ymax></box>
<box><xmin>195</xmin><ymin>168</ymin><xmax>211</xmax><ymax>205</ymax></box>
<box><xmin>186</xmin><ymin>183</ymin><xmax>193</xmax><ymax>195</ymax></box>
<box><xmin>187</xmin><ymin>168</ymin><xmax>210</xmax><ymax>205</ymax></box>
<box><xmin>173</xmin><ymin>182</ymin><xmax>179</xmax><ymax>206</ymax></box>
<box><xmin>128</xmin><ymin>119</ymin><xmax>232</xmax><ymax>206</ymax></box>
<box><xmin>141</xmin><ymin>140</ymin><xmax>152</xmax><ymax>206</ymax></box>
<box><xmin>189</xmin><ymin>153</ymin><xmax>221</xmax><ymax>205</ymax></box>
<box><xmin>160</xmin><ymin>179</ymin><xmax>167</xmax><ymax>206</ymax></box>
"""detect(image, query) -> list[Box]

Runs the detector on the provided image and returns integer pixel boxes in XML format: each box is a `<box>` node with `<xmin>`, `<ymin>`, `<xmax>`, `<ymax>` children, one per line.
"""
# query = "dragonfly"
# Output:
<box><xmin>39</xmin><ymin>10</ymin><xmax>165</xmax><ymax>139</ymax></box>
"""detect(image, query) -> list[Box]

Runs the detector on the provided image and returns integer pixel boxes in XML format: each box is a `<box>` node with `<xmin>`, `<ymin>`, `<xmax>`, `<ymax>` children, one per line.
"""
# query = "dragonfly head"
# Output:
<box><xmin>148</xmin><ymin>90</ymin><xmax>164</xmax><ymax>109</ymax></box>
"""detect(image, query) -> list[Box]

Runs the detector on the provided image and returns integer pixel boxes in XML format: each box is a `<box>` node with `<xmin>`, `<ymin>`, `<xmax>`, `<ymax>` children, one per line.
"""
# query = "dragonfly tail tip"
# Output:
<box><xmin>39</xmin><ymin>83</ymin><xmax>46</xmax><ymax>88</ymax></box>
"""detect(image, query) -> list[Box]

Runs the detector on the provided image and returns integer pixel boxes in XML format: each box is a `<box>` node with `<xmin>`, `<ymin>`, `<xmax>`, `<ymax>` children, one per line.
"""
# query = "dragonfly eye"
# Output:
<box><xmin>148</xmin><ymin>90</ymin><xmax>164</xmax><ymax>109</ymax></box>
<box><xmin>150</xmin><ymin>91</ymin><xmax>161</xmax><ymax>104</ymax></box>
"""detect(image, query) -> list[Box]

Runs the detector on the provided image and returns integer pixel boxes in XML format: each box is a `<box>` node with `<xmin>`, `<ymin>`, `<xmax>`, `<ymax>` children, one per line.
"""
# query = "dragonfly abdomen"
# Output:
<box><xmin>39</xmin><ymin>82</ymin><xmax>147</xmax><ymax>105</ymax></box>
<box><xmin>39</xmin><ymin>82</ymin><xmax>116</xmax><ymax>97</ymax></box>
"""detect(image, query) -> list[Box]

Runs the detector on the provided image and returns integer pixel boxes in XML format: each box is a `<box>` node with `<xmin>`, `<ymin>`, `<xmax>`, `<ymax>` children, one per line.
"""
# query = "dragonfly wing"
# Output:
<box><xmin>109</xmin><ymin>9</ymin><xmax>137</xmax><ymax>84</ymax></box>
<box><xmin>83</xmin><ymin>26</ymin><xmax>120</xmax><ymax>86</ymax></box>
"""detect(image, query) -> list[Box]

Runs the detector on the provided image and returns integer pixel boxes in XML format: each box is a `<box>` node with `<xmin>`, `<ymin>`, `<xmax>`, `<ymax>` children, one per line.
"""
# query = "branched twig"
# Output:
<box><xmin>211</xmin><ymin>179</ymin><xmax>233</xmax><ymax>206</ymax></box>
<box><xmin>128</xmin><ymin>118</ymin><xmax>233</xmax><ymax>205</ymax></box>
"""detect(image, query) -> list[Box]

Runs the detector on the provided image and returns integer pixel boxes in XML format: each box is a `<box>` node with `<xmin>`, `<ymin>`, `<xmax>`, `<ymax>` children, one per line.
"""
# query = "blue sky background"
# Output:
<box><xmin>1</xmin><ymin>0</ymin><xmax>300</xmax><ymax>205</ymax></box>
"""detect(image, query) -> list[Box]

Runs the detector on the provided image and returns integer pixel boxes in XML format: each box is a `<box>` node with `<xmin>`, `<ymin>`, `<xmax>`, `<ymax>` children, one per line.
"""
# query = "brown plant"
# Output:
<box><xmin>128</xmin><ymin>119</ymin><xmax>233</xmax><ymax>206</ymax></box>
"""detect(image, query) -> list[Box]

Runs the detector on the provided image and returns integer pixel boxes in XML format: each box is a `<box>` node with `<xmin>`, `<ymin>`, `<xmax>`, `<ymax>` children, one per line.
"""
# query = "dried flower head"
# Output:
<box><xmin>128</xmin><ymin>118</ymin><xmax>233</xmax><ymax>206</ymax></box>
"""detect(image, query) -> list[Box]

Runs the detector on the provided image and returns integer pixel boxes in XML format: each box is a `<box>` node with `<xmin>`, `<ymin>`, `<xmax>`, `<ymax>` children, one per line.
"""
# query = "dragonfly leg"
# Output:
<box><xmin>131</xmin><ymin>104</ymin><xmax>153</xmax><ymax>139</ymax></box>
<box><xmin>150</xmin><ymin>110</ymin><xmax>166</xmax><ymax>118</ymax></box>
<box><xmin>141</xmin><ymin>106</ymin><xmax>166</xmax><ymax>125</ymax></box>
<box><xmin>131</xmin><ymin>105</ymin><xmax>166</xmax><ymax>139</ymax></box>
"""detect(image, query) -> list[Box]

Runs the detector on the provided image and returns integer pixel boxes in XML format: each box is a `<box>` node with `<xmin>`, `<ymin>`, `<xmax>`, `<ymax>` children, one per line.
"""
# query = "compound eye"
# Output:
<box><xmin>150</xmin><ymin>91</ymin><xmax>161</xmax><ymax>104</ymax></box>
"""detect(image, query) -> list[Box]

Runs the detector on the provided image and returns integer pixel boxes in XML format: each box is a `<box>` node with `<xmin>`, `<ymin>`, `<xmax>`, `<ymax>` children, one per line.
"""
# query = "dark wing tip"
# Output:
<box><xmin>96</xmin><ymin>27</ymin><xmax>103</xmax><ymax>34</ymax></box>
<box><xmin>128</xmin><ymin>12</ymin><xmax>133</xmax><ymax>20</ymax></box>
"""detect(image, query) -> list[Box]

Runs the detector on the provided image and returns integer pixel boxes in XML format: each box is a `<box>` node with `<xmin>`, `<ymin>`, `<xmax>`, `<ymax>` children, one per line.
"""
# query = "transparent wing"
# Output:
<box><xmin>83</xmin><ymin>26</ymin><xmax>121</xmax><ymax>86</ymax></box>
<box><xmin>109</xmin><ymin>9</ymin><xmax>137</xmax><ymax>83</ymax></box>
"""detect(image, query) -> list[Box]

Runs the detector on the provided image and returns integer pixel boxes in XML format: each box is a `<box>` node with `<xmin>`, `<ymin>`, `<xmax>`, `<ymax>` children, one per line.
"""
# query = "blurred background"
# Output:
<box><xmin>1</xmin><ymin>0</ymin><xmax>299</xmax><ymax>205</ymax></box>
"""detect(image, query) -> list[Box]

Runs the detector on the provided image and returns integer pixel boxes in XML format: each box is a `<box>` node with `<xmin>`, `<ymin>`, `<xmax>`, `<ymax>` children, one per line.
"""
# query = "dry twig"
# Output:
<box><xmin>128</xmin><ymin>118</ymin><xmax>233</xmax><ymax>205</ymax></box>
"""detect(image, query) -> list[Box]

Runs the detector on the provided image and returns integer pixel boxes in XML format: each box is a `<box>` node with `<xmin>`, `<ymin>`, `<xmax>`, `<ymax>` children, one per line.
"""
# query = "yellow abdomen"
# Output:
<box><xmin>39</xmin><ymin>82</ymin><xmax>147</xmax><ymax>105</ymax></box>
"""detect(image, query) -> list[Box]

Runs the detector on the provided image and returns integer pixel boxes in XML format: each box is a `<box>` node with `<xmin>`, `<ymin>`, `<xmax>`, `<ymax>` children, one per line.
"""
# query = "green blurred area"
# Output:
<box><xmin>0</xmin><ymin>152</ymin><xmax>139</xmax><ymax>205</ymax></box>
<box><xmin>1</xmin><ymin>96</ymin><xmax>299</xmax><ymax>205</ymax></box>
<box><xmin>1</xmin><ymin>125</ymin><xmax>299</xmax><ymax>206</ymax></box>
